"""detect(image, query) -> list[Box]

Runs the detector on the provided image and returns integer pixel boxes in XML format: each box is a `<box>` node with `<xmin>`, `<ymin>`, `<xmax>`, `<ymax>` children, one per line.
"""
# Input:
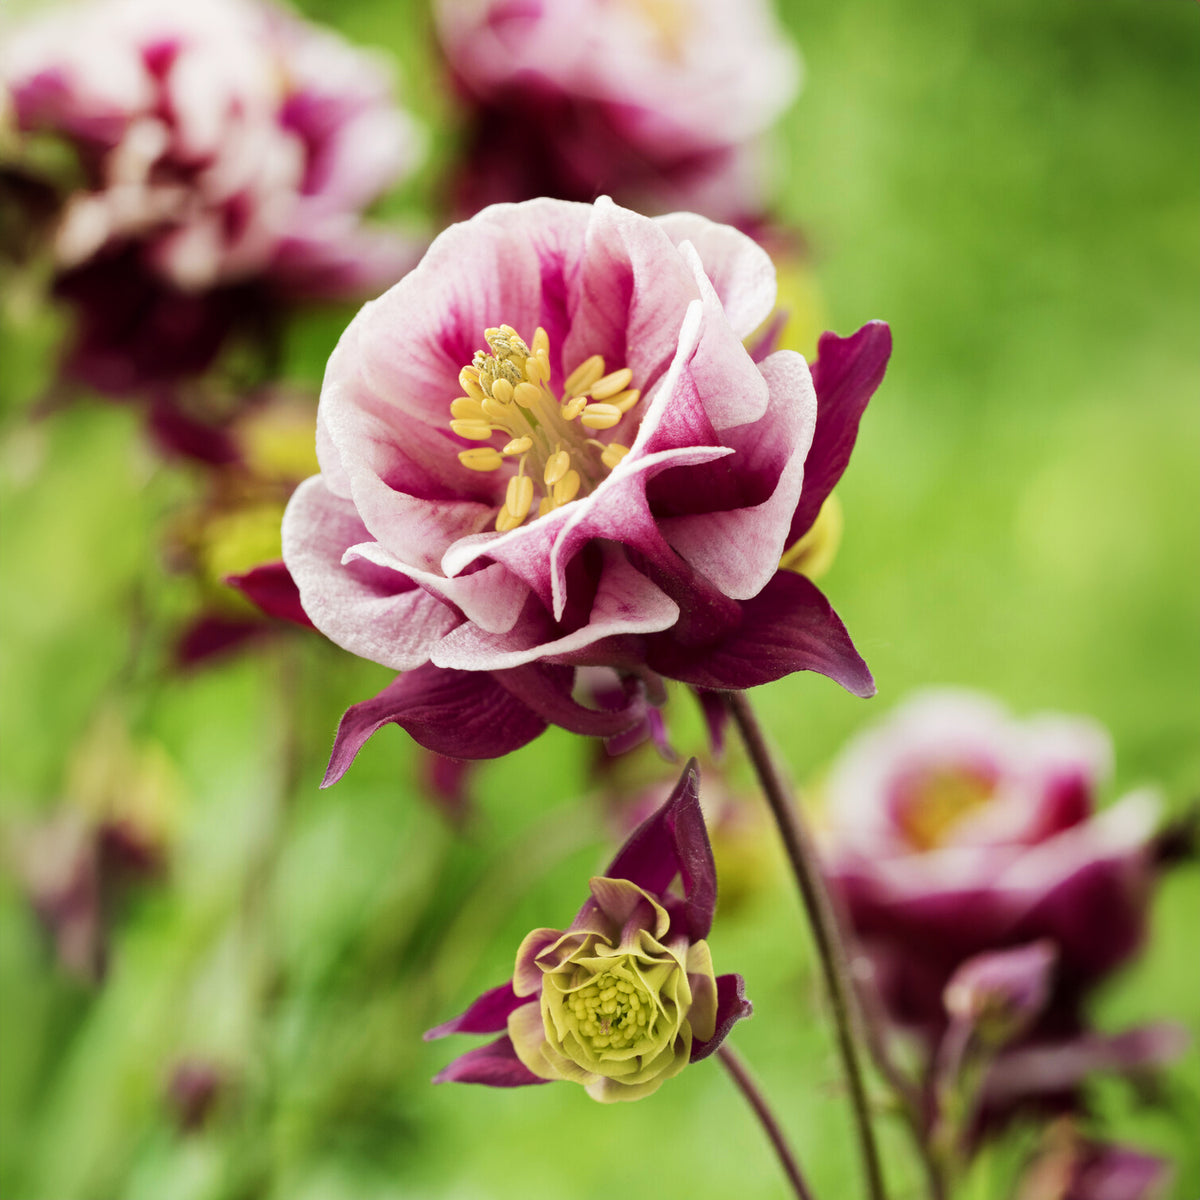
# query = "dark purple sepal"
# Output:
<box><xmin>174</xmin><ymin>613</ymin><xmax>268</xmax><ymax>668</ymax></box>
<box><xmin>424</xmin><ymin>981</ymin><xmax>526</xmax><ymax>1040</ymax></box>
<box><xmin>693</xmin><ymin>688</ymin><xmax>730</xmax><ymax>759</ymax></box>
<box><xmin>226</xmin><ymin>560</ymin><xmax>315</xmax><ymax>629</ymax></box>
<box><xmin>647</xmin><ymin>570</ymin><xmax>875</xmax><ymax>697</ymax></box>
<box><xmin>431</xmin><ymin>1034</ymin><xmax>551</xmax><ymax>1088</ymax></box>
<box><xmin>322</xmin><ymin>664</ymin><xmax>549</xmax><ymax>786</ymax></box>
<box><xmin>493</xmin><ymin>662</ymin><xmax>648</xmax><ymax>738</ymax></box>
<box><xmin>788</xmin><ymin>321</ymin><xmax>892</xmax><ymax>545</ymax></box>
<box><xmin>602</xmin><ymin>759</ymin><xmax>717</xmax><ymax>941</ymax></box>
<box><xmin>690</xmin><ymin>973</ymin><xmax>753</xmax><ymax>1062</ymax></box>
<box><xmin>145</xmin><ymin>393</ymin><xmax>240</xmax><ymax>466</ymax></box>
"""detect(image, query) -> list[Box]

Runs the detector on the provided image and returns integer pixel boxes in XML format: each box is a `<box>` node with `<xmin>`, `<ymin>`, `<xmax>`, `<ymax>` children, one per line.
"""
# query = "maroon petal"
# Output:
<box><xmin>174</xmin><ymin>613</ymin><xmax>268</xmax><ymax>668</ymax></box>
<box><xmin>984</xmin><ymin>1022</ymin><xmax>1189</xmax><ymax>1108</ymax></box>
<box><xmin>322</xmin><ymin>664</ymin><xmax>548</xmax><ymax>785</ymax></box>
<box><xmin>646</xmin><ymin>570</ymin><xmax>875</xmax><ymax>696</ymax></box>
<box><xmin>226</xmin><ymin>560</ymin><xmax>314</xmax><ymax>628</ymax></box>
<box><xmin>788</xmin><ymin>321</ymin><xmax>892</xmax><ymax>545</ymax></box>
<box><xmin>492</xmin><ymin>662</ymin><xmax>648</xmax><ymax>738</ymax></box>
<box><xmin>431</xmin><ymin>1033</ymin><xmax>551</xmax><ymax>1088</ymax></box>
<box><xmin>602</xmin><ymin>759</ymin><xmax>718</xmax><ymax>940</ymax></box>
<box><xmin>693</xmin><ymin>687</ymin><xmax>729</xmax><ymax>759</ymax></box>
<box><xmin>424</xmin><ymin>981</ymin><xmax>525</xmax><ymax>1040</ymax></box>
<box><xmin>690</xmin><ymin>973</ymin><xmax>753</xmax><ymax>1062</ymax></box>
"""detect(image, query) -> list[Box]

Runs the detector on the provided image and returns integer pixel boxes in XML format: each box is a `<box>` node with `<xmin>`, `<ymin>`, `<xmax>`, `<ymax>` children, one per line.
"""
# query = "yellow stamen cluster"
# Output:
<box><xmin>568</xmin><ymin>969</ymin><xmax>654</xmax><ymax>1052</ymax></box>
<box><xmin>898</xmin><ymin>767</ymin><xmax>996</xmax><ymax>851</ymax></box>
<box><xmin>451</xmin><ymin>325</ymin><xmax>639</xmax><ymax>532</ymax></box>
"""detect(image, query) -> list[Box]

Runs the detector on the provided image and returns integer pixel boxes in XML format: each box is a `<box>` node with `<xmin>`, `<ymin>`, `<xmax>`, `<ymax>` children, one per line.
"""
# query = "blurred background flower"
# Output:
<box><xmin>2</xmin><ymin>0</ymin><xmax>423</xmax><ymax>444</ymax></box>
<box><xmin>1</xmin><ymin>0</ymin><xmax>1196</xmax><ymax>1197</ymax></box>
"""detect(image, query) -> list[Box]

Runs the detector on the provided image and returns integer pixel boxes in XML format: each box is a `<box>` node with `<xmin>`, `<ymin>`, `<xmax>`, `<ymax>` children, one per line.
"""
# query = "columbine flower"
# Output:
<box><xmin>426</xmin><ymin>760</ymin><xmax>751</xmax><ymax>1100</ymax></box>
<box><xmin>1</xmin><ymin>0</ymin><xmax>422</xmax><ymax>397</ymax></box>
<box><xmin>435</xmin><ymin>0</ymin><xmax>800</xmax><ymax>223</ymax></box>
<box><xmin>282</xmin><ymin>196</ymin><xmax>889</xmax><ymax>778</ymax></box>
<box><xmin>820</xmin><ymin>689</ymin><xmax>1185</xmax><ymax>1120</ymax></box>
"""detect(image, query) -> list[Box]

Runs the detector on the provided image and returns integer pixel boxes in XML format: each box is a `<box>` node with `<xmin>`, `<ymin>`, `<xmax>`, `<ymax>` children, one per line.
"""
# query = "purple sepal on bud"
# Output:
<box><xmin>944</xmin><ymin>941</ymin><xmax>1058</xmax><ymax>1048</ymax></box>
<box><xmin>426</xmin><ymin>760</ymin><xmax>750</xmax><ymax>1101</ymax></box>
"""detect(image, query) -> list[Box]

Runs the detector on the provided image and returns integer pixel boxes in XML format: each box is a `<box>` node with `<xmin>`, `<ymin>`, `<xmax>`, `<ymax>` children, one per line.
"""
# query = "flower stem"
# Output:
<box><xmin>718</xmin><ymin>1044</ymin><xmax>816</xmax><ymax>1200</ymax></box>
<box><xmin>725</xmin><ymin>691</ymin><xmax>888</xmax><ymax>1200</ymax></box>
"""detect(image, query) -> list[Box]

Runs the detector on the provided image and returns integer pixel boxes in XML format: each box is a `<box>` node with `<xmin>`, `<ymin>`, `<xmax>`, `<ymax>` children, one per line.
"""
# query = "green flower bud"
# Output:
<box><xmin>508</xmin><ymin>877</ymin><xmax>718</xmax><ymax>1102</ymax></box>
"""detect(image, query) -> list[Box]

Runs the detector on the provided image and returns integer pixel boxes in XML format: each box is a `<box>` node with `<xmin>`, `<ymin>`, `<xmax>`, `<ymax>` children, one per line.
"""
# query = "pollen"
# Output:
<box><xmin>565</xmin><ymin>967</ymin><xmax>656</xmax><ymax>1055</ymax></box>
<box><xmin>450</xmin><ymin>324</ymin><xmax>640</xmax><ymax>531</ymax></box>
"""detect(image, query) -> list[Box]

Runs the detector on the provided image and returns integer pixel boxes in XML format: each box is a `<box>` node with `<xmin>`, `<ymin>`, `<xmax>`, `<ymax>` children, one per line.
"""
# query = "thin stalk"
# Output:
<box><xmin>725</xmin><ymin>691</ymin><xmax>888</xmax><ymax>1200</ymax></box>
<box><xmin>718</xmin><ymin>1045</ymin><xmax>816</xmax><ymax>1200</ymax></box>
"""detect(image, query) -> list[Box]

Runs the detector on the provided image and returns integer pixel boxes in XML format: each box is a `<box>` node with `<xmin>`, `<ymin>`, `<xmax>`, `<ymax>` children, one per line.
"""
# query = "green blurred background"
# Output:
<box><xmin>1</xmin><ymin>0</ymin><xmax>1197</xmax><ymax>1196</ymax></box>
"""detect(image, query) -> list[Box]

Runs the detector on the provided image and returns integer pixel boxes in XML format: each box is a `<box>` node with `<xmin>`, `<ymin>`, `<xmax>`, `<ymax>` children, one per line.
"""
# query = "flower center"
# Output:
<box><xmin>894</xmin><ymin>766</ymin><xmax>997</xmax><ymax>851</ymax></box>
<box><xmin>451</xmin><ymin>324</ymin><xmax>639</xmax><ymax>532</ymax></box>
<box><xmin>564</xmin><ymin>967</ymin><xmax>655</xmax><ymax>1053</ymax></box>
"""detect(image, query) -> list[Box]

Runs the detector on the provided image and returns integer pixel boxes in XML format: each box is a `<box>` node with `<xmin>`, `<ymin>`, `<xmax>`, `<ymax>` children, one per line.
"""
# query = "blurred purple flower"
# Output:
<box><xmin>821</xmin><ymin>689</ymin><xmax>1183</xmax><ymax>1120</ymax></box>
<box><xmin>2</xmin><ymin>0</ymin><xmax>423</xmax><ymax>398</ymax></box>
<box><xmin>166</xmin><ymin>1059</ymin><xmax>224</xmax><ymax>1133</ymax></box>
<box><xmin>425</xmin><ymin>760</ymin><xmax>751</xmax><ymax>1101</ymax></box>
<box><xmin>281</xmin><ymin>196</ymin><xmax>888</xmax><ymax>777</ymax></box>
<box><xmin>1015</xmin><ymin>1126</ymin><xmax>1172</xmax><ymax>1200</ymax></box>
<box><xmin>435</xmin><ymin>0</ymin><xmax>800</xmax><ymax>224</ymax></box>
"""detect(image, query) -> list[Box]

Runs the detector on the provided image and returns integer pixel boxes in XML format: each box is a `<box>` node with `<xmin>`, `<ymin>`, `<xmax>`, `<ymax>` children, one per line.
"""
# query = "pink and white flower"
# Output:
<box><xmin>435</xmin><ymin>0</ymin><xmax>800</xmax><ymax>223</ymax></box>
<box><xmin>821</xmin><ymin>689</ymin><xmax>1184</xmax><ymax>1120</ymax></box>
<box><xmin>281</xmin><ymin>196</ymin><xmax>889</xmax><ymax>775</ymax></box>
<box><xmin>1</xmin><ymin>0</ymin><xmax>423</xmax><ymax>392</ymax></box>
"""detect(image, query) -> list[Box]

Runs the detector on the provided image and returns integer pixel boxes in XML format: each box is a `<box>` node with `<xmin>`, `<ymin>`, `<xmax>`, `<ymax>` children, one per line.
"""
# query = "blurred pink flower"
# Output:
<box><xmin>281</xmin><ymin>196</ymin><xmax>888</xmax><ymax>776</ymax></box>
<box><xmin>2</xmin><ymin>0</ymin><xmax>423</xmax><ymax>394</ymax></box>
<box><xmin>821</xmin><ymin>689</ymin><xmax>1184</xmax><ymax>1121</ymax></box>
<box><xmin>435</xmin><ymin>0</ymin><xmax>800</xmax><ymax>223</ymax></box>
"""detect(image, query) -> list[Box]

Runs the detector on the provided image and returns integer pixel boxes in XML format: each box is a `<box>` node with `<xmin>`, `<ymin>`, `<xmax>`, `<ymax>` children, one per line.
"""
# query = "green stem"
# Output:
<box><xmin>718</xmin><ymin>1044</ymin><xmax>816</xmax><ymax>1200</ymax></box>
<box><xmin>725</xmin><ymin>691</ymin><xmax>888</xmax><ymax>1200</ymax></box>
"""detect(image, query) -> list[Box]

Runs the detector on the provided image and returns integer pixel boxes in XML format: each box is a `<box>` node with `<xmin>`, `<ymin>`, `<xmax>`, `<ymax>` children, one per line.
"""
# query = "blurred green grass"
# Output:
<box><xmin>2</xmin><ymin>0</ymin><xmax>1198</xmax><ymax>1197</ymax></box>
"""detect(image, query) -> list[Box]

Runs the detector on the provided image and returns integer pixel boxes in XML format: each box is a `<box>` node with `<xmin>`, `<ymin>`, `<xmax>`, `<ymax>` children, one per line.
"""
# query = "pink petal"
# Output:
<box><xmin>282</xmin><ymin>477</ymin><xmax>460</xmax><ymax>670</ymax></box>
<box><xmin>659</xmin><ymin>349</ymin><xmax>815</xmax><ymax>599</ymax></box>
<box><xmin>655</xmin><ymin>212</ymin><xmax>777</xmax><ymax>339</ymax></box>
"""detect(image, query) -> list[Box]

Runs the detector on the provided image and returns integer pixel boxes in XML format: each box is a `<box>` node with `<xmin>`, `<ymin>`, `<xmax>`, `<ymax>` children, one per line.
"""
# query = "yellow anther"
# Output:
<box><xmin>581</xmin><ymin>403</ymin><xmax>622</xmax><ymax>430</ymax></box>
<box><xmin>450</xmin><ymin>397</ymin><xmax>486</xmax><ymax>420</ymax></box>
<box><xmin>564</xmin><ymin>355</ymin><xmax>605</xmax><ymax>395</ymax></box>
<box><xmin>495</xmin><ymin>509</ymin><xmax>523</xmax><ymax>532</ymax></box>
<box><xmin>601</xmin><ymin>442</ymin><xmax>630</xmax><ymax>469</ymax></box>
<box><xmin>524</xmin><ymin>355</ymin><xmax>549</xmax><ymax>384</ymax></box>
<box><xmin>481</xmin><ymin>396</ymin><xmax>511</xmax><ymax>422</ymax></box>
<box><xmin>610</xmin><ymin>387</ymin><xmax>641</xmax><ymax>414</ymax></box>
<box><xmin>590</xmin><ymin>368</ymin><xmax>633</xmax><ymax>400</ymax></box>
<box><xmin>490</xmin><ymin>377</ymin><xmax>514</xmax><ymax>405</ymax></box>
<box><xmin>537</xmin><ymin>497</ymin><xmax>552</xmax><ymax>518</ymax></box>
<box><xmin>544</xmin><ymin>450</ymin><xmax>571</xmax><ymax>486</ymax></box>
<box><xmin>459</xmin><ymin>367</ymin><xmax>485</xmax><ymax>400</ymax></box>
<box><xmin>561</xmin><ymin>396</ymin><xmax>588</xmax><ymax>421</ymax></box>
<box><xmin>450</xmin><ymin>418</ymin><xmax>495</xmax><ymax>440</ymax></box>
<box><xmin>505</xmin><ymin>473</ymin><xmax>534</xmax><ymax>522</ymax></box>
<box><xmin>554</xmin><ymin>469</ymin><xmax>581</xmax><ymax>505</ymax></box>
<box><xmin>513</xmin><ymin>381</ymin><xmax>541</xmax><ymax>408</ymax></box>
<box><xmin>532</xmin><ymin>326</ymin><xmax>550</xmax><ymax>357</ymax></box>
<box><xmin>503</xmin><ymin>437</ymin><xmax>532</xmax><ymax>455</ymax></box>
<box><xmin>458</xmin><ymin>447</ymin><xmax>503</xmax><ymax>471</ymax></box>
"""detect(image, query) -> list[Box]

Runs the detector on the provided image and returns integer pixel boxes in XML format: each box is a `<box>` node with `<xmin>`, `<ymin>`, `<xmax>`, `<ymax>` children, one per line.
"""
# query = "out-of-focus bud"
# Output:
<box><xmin>943</xmin><ymin>941</ymin><xmax>1057</xmax><ymax>1048</ymax></box>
